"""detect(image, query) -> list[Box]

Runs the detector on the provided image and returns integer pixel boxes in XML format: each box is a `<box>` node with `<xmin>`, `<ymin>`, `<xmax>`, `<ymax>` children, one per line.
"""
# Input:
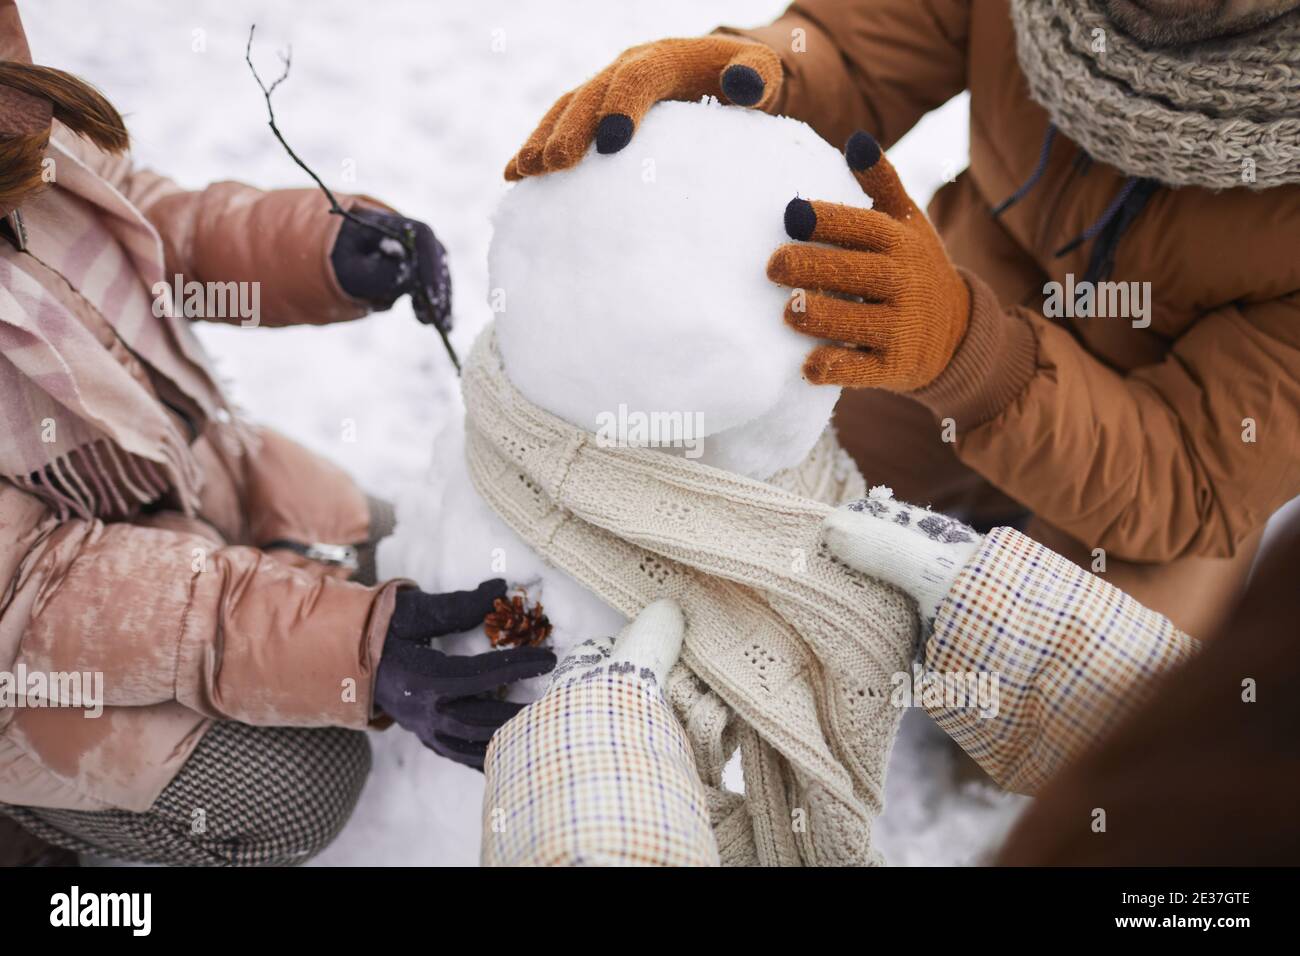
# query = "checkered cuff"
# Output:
<box><xmin>924</xmin><ymin>526</ymin><xmax>1200</xmax><ymax>794</ymax></box>
<box><xmin>481</xmin><ymin>667</ymin><xmax>719</xmax><ymax>867</ymax></box>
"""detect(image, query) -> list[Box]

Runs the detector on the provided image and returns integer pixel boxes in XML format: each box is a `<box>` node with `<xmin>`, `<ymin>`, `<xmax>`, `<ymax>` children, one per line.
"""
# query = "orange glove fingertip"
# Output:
<box><xmin>719</xmin><ymin>42</ymin><xmax>784</xmax><ymax>111</ymax></box>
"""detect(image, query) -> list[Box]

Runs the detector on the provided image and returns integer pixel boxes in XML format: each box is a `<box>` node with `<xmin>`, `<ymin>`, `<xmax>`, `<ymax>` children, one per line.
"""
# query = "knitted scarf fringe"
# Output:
<box><xmin>7</xmin><ymin>432</ymin><xmax>202</xmax><ymax>522</ymax></box>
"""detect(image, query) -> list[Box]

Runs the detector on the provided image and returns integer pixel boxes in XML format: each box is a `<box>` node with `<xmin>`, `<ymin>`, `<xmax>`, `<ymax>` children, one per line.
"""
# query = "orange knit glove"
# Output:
<box><xmin>505</xmin><ymin>37</ymin><xmax>784</xmax><ymax>180</ymax></box>
<box><xmin>767</xmin><ymin>132</ymin><xmax>972</xmax><ymax>391</ymax></box>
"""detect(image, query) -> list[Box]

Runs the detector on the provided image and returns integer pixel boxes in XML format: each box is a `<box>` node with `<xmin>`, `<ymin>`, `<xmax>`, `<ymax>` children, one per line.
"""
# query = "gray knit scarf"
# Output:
<box><xmin>1011</xmin><ymin>0</ymin><xmax>1300</xmax><ymax>189</ymax></box>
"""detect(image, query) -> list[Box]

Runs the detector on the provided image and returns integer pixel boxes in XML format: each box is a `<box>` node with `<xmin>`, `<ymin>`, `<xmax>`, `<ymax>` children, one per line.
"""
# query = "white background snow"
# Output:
<box><xmin>25</xmin><ymin>0</ymin><xmax>1027</xmax><ymax>865</ymax></box>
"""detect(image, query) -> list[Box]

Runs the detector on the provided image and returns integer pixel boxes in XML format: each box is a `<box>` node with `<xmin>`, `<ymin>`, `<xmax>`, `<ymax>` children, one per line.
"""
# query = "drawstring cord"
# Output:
<box><xmin>991</xmin><ymin>123</ymin><xmax>1058</xmax><ymax>219</ymax></box>
<box><xmin>1053</xmin><ymin>175</ymin><xmax>1140</xmax><ymax>258</ymax></box>
<box><xmin>1078</xmin><ymin>177</ymin><xmax>1161</xmax><ymax>286</ymax></box>
<box><xmin>990</xmin><ymin>122</ymin><xmax>1160</xmax><ymax>286</ymax></box>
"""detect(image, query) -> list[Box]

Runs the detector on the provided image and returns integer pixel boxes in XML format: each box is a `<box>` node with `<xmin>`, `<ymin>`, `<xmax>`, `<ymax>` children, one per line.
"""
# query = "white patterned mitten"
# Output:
<box><xmin>822</xmin><ymin>487</ymin><xmax>983</xmax><ymax>629</ymax></box>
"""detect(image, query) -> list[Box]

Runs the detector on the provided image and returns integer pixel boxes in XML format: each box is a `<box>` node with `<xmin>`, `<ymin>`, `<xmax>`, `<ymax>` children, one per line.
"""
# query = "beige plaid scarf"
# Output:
<box><xmin>0</xmin><ymin>133</ymin><xmax>234</xmax><ymax>519</ymax></box>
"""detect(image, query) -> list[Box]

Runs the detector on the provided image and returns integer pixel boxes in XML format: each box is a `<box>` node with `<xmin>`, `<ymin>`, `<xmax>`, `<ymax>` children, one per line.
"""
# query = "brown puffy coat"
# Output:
<box><xmin>731</xmin><ymin>0</ymin><xmax>1300</xmax><ymax>567</ymax></box>
<box><xmin>0</xmin><ymin>20</ymin><xmax>401</xmax><ymax>811</ymax></box>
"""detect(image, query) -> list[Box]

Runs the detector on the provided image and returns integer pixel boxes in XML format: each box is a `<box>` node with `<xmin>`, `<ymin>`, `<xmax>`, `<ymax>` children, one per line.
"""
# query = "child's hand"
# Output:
<box><xmin>768</xmin><ymin>131</ymin><xmax>972</xmax><ymax>391</ymax></box>
<box><xmin>822</xmin><ymin>489</ymin><xmax>982</xmax><ymax>629</ymax></box>
<box><xmin>331</xmin><ymin>208</ymin><xmax>452</xmax><ymax>331</ymax></box>
<box><xmin>547</xmin><ymin>598</ymin><xmax>685</xmax><ymax>691</ymax></box>
<box><xmin>482</xmin><ymin>600</ymin><xmax>718</xmax><ymax>866</ymax></box>
<box><xmin>375</xmin><ymin>579</ymin><xmax>556</xmax><ymax>769</ymax></box>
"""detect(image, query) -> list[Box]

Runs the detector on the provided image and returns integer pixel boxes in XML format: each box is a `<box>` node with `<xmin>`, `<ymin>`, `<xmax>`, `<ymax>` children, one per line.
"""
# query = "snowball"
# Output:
<box><xmin>490</xmin><ymin>98</ymin><xmax>871</xmax><ymax>480</ymax></box>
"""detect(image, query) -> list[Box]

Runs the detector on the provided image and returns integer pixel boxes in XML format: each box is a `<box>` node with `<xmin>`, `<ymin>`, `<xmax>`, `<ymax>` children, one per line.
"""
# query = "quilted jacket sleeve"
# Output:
<box><xmin>77</xmin><ymin>137</ymin><xmax>386</xmax><ymax>328</ymax></box>
<box><xmin>721</xmin><ymin>0</ymin><xmax>972</xmax><ymax>151</ymax></box>
<box><xmin>1</xmin><ymin>485</ymin><xmax>397</xmax><ymax>728</ymax></box>
<box><xmin>914</xmin><ymin>276</ymin><xmax>1300</xmax><ymax>561</ymax></box>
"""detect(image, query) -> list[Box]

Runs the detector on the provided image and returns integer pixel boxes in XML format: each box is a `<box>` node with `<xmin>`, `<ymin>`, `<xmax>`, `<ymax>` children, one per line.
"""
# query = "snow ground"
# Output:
<box><xmin>25</xmin><ymin>0</ymin><xmax>1026</xmax><ymax>866</ymax></box>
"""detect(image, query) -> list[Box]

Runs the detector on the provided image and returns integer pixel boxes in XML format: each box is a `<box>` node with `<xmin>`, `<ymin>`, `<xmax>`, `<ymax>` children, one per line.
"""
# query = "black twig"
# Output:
<box><xmin>245</xmin><ymin>25</ymin><xmax>460</xmax><ymax>373</ymax></box>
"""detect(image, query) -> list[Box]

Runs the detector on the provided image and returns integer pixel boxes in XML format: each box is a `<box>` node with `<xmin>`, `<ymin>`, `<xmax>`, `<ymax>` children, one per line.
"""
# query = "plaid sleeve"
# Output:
<box><xmin>481</xmin><ymin>665</ymin><xmax>719</xmax><ymax>867</ymax></box>
<box><xmin>923</xmin><ymin>526</ymin><xmax>1200</xmax><ymax>794</ymax></box>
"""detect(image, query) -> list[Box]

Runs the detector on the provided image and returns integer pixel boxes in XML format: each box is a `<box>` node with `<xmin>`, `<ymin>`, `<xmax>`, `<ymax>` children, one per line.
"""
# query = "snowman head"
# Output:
<box><xmin>490</xmin><ymin>99</ymin><xmax>867</xmax><ymax>480</ymax></box>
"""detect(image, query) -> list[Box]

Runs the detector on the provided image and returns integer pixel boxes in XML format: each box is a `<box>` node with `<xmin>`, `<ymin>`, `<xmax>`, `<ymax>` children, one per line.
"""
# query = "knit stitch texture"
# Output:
<box><xmin>464</xmin><ymin>328</ymin><xmax>918</xmax><ymax>866</ymax></box>
<box><xmin>1011</xmin><ymin>0</ymin><xmax>1300</xmax><ymax>189</ymax></box>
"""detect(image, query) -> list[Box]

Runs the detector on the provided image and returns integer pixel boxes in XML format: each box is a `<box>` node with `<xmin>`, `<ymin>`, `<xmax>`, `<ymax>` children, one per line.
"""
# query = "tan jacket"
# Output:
<box><xmin>0</xmin><ymin>110</ymin><xmax>400</xmax><ymax>811</ymax></box>
<box><xmin>733</xmin><ymin>0</ymin><xmax>1300</xmax><ymax>561</ymax></box>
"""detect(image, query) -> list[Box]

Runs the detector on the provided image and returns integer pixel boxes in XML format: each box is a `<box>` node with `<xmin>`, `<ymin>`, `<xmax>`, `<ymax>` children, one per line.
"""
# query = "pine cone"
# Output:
<box><xmin>483</xmin><ymin>590</ymin><xmax>552</xmax><ymax>648</ymax></box>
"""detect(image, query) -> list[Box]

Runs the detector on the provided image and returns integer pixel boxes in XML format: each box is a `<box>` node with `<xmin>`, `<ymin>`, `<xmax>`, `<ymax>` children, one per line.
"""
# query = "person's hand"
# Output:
<box><xmin>504</xmin><ymin>36</ymin><xmax>783</xmax><ymax>180</ymax></box>
<box><xmin>546</xmin><ymin>597</ymin><xmax>685</xmax><ymax>691</ymax></box>
<box><xmin>768</xmin><ymin>131</ymin><xmax>972</xmax><ymax>391</ymax></box>
<box><xmin>331</xmin><ymin>208</ymin><xmax>451</xmax><ymax>331</ymax></box>
<box><xmin>375</xmin><ymin>579</ymin><xmax>555</xmax><ymax>769</ymax></box>
<box><xmin>822</xmin><ymin>490</ymin><xmax>982</xmax><ymax>628</ymax></box>
<box><xmin>482</xmin><ymin>600</ymin><xmax>718</xmax><ymax>866</ymax></box>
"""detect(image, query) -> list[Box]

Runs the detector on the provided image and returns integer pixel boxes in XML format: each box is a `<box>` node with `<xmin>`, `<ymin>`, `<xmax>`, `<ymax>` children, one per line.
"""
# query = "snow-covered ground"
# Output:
<box><xmin>25</xmin><ymin>0</ymin><xmax>1026</xmax><ymax>865</ymax></box>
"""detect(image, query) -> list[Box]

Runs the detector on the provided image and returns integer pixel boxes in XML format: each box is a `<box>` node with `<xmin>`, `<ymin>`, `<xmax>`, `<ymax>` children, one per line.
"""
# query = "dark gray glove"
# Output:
<box><xmin>375</xmin><ymin>579</ymin><xmax>554</xmax><ymax>769</ymax></box>
<box><xmin>331</xmin><ymin>208</ymin><xmax>451</xmax><ymax>331</ymax></box>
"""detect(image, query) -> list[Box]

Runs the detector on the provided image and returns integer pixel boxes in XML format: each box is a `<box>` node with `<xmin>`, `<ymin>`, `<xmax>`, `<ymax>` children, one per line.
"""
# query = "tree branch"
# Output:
<box><xmin>245</xmin><ymin>24</ymin><xmax>460</xmax><ymax>373</ymax></box>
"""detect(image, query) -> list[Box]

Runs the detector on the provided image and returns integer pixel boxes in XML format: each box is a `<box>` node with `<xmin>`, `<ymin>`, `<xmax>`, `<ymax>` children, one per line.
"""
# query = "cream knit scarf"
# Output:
<box><xmin>1011</xmin><ymin>0</ymin><xmax>1300</xmax><ymax>189</ymax></box>
<box><xmin>464</xmin><ymin>328</ymin><xmax>918</xmax><ymax>866</ymax></box>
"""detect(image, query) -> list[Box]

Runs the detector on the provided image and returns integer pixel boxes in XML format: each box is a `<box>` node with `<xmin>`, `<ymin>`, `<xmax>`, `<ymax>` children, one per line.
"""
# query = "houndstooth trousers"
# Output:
<box><xmin>0</xmin><ymin>498</ymin><xmax>395</xmax><ymax>867</ymax></box>
<box><xmin>2</xmin><ymin>721</ymin><xmax>372</xmax><ymax>866</ymax></box>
